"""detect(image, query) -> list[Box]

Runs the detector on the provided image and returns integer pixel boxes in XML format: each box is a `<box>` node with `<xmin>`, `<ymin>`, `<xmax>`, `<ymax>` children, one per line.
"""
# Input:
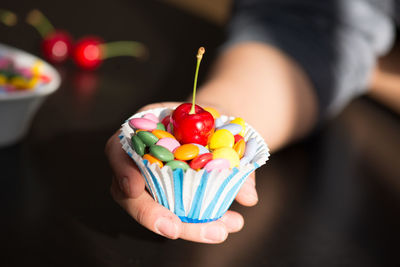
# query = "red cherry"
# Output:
<box><xmin>171</xmin><ymin>103</ymin><xmax>214</xmax><ymax>146</ymax></box>
<box><xmin>41</xmin><ymin>30</ymin><xmax>73</xmax><ymax>63</ymax></box>
<box><xmin>73</xmin><ymin>36</ymin><xmax>104</xmax><ymax>70</ymax></box>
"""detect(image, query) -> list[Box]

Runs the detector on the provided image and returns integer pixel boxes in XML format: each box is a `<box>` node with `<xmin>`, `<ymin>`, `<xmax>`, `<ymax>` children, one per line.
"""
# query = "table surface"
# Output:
<box><xmin>1</xmin><ymin>1</ymin><xmax>400</xmax><ymax>266</ymax></box>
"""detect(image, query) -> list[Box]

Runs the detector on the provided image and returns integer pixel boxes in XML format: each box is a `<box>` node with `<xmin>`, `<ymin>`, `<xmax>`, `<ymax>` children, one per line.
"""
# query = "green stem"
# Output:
<box><xmin>100</xmin><ymin>41</ymin><xmax>148</xmax><ymax>59</ymax></box>
<box><xmin>26</xmin><ymin>9</ymin><xmax>54</xmax><ymax>38</ymax></box>
<box><xmin>0</xmin><ymin>9</ymin><xmax>17</xmax><ymax>26</ymax></box>
<box><xmin>189</xmin><ymin>47</ymin><xmax>205</xmax><ymax>114</ymax></box>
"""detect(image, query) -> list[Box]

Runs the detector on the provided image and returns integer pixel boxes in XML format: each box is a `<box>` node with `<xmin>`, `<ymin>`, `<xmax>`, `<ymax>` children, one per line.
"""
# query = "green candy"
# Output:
<box><xmin>156</xmin><ymin>123</ymin><xmax>166</xmax><ymax>131</ymax></box>
<box><xmin>131</xmin><ymin>135</ymin><xmax>146</xmax><ymax>156</ymax></box>
<box><xmin>150</xmin><ymin>145</ymin><xmax>174</xmax><ymax>162</ymax></box>
<box><xmin>166</xmin><ymin>160</ymin><xmax>190</xmax><ymax>171</ymax></box>
<box><xmin>137</xmin><ymin>131</ymin><xmax>159</xmax><ymax>146</ymax></box>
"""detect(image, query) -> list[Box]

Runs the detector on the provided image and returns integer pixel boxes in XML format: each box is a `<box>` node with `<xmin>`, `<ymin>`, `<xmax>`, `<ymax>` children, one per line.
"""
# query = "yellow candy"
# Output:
<box><xmin>204</xmin><ymin>107</ymin><xmax>220</xmax><ymax>118</ymax></box>
<box><xmin>230</xmin><ymin>117</ymin><xmax>246</xmax><ymax>136</ymax></box>
<box><xmin>209</xmin><ymin>129</ymin><xmax>234</xmax><ymax>150</ymax></box>
<box><xmin>174</xmin><ymin>144</ymin><xmax>199</xmax><ymax>161</ymax></box>
<box><xmin>143</xmin><ymin>154</ymin><xmax>163</xmax><ymax>168</ymax></box>
<box><xmin>135</xmin><ymin>129</ymin><xmax>147</xmax><ymax>133</ymax></box>
<box><xmin>0</xmin><ymin>75</ymin><xmax>6</xmax><ymax>86</ymax></box>
<box><xmin>212</xmin><ymin>147</ymin><xmax>240</xmax><ymax>168</ymax></box>
<box><xmin>152</xmin><ymin>129</ymin><xmax>175</xmax><ymax>139</ymax></box>
<box><xmin>233</xmin><ymin>139</ymin><xmax>246</xmax><ymax>158</ymax></box>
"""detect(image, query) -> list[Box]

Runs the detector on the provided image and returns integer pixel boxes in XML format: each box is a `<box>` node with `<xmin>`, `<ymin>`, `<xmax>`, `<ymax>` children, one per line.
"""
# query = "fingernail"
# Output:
<box><xmin>202</xmin><ymin>225</ymin><xmax>227</xmax><ymax>242</ymax></box>
<box><xmin>247</xmin><ymin>177</ymin><xmax>255</xmax><ymax>187</ymax></box>
<box><xmin>155</xmin><ymin>217</ymin><xmax>178</xmax><ymax>239</ymax></box>
<box><xmin>119</xmin><ymin>177</ymin><xmax>130</xmax><ymax>197</ymax></box>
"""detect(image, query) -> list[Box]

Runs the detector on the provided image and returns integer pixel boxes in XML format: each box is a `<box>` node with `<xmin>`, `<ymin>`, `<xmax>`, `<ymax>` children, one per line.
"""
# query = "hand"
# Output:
<box><xmin>105</xmin><ymin>102</ymin><xmax>259</xmax><ymax>243</ymax></box>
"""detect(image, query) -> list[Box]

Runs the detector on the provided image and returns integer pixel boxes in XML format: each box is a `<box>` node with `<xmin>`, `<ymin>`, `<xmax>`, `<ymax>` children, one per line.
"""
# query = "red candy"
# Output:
<box><xmin>161</xmin><ymin>115</ymin><xmax>171</xmax><ymax>129</ymax></box>
<box><xmin>171</xmin><ymin>103</ymin><xmax>215</xmax><ymax>146</ymax></box>
<box><xmin>234</xmin><ymin>134</ymin><xmax>244</xmax><ymax>143</ymax></box>
<box><xmin>189</xmin><ymin>153</ymin><xmax>213</xmax><ymax>170</ymax></box>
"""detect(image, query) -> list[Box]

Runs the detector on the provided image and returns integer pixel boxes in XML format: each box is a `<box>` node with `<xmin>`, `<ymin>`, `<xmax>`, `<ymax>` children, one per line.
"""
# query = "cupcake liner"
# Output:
<box><xmin>120</xmin><ymin>107</ymin><xmax>269</xmax><ymax>223</ymax></box>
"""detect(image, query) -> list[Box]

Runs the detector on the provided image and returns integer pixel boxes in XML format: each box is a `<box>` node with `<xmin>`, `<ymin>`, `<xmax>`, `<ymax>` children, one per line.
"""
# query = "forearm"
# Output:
<box><xmin>196</xmin><ymin>42</ymin><xmax>318</xmax><ymax>152</ymax></box>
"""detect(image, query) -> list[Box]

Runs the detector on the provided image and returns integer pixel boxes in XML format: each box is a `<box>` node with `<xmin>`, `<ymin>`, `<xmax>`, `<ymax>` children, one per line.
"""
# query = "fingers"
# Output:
<box><xmin>111</xmin><ymin>178</ymin><xmax>182</xmax><ymax>239</ymax></box>
<box><xmin>106</xmin><ymin>132</ymin><xmax>145</xmax><ymax>198</ymax></box>
<box><xmin>235</xmin><ymin>172</ymin><xmax>258</xmax><ymax>206</ymax></box>
<box><xmin>111</xmin><ymin>178</ymin><xmax>244</xmax><ymax>243</ymax></box>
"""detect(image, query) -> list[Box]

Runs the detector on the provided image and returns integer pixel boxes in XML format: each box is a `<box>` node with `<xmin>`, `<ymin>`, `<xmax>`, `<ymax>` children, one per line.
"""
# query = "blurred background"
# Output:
<box><xmin>1</xmin><ymin>0</ymin><xmax>400</xmax><ymax>266</ymax></box>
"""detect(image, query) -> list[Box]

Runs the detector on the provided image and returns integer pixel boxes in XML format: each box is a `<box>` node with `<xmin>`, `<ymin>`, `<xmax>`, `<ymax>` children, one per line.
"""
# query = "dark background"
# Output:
<box><xmin>1</xmin><ymin>0</ymin><xmax>400</xmax><ymax>266</ymax></box>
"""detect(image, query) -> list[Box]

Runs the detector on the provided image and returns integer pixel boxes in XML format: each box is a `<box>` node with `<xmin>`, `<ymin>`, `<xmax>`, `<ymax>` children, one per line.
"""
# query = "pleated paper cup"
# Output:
<box><xmin>120</xmin><ymin>107</ymin><xmax>269</xmax><ymax>223</ymax></box>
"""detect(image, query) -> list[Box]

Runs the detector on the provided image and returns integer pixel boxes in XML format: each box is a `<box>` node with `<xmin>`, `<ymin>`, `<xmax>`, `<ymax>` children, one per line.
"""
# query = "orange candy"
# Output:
<box><xmin>143</xmin><ymin>154</ymin><xmax>163</xmax><ymax>168</ymax></box>
<box><xmin>174</xmin><ymin>144</ymin><xmax>199</xmax><ymax>161</ymax></box>
<box><xmin>233</xmin><ymin>139</ymin><xmax>246</xmax><ymax>158</ymax></box>
<box><xmin>152</xmin><ymin>129</ymin><xmax>175</xmax><ymax>139</ymax></box>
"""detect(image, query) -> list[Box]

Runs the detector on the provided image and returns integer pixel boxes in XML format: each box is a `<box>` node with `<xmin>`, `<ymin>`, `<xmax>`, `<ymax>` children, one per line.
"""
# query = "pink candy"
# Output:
<box><xmin>129</xmin><ymin>118</ymin><xmax>157</xmax><ymax>131</ymax></box>
<box><xmin>156</xmin><ymin>138</ymin><xmax>180</xmax><ymax>153</ymax></box>
<box><xmin>142</xmin><ymin>113</ymin><xmax>159</xmax><ymax>123</ymax></box>
<box><xmin>204</xmin><ymin>158</ymin><xmax>230</xmax><ymax>172</ymax></box>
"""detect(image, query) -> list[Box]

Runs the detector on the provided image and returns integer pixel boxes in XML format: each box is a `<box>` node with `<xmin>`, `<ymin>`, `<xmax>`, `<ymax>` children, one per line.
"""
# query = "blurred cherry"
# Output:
<box><xmin>73</xmin><ymin>36</ymin><xmax>148</xmax><ymax>70</ymax></box>
<box><xmin>26</xmin><ymin>9</ymin><xmax>73</xmax><ymax>64</ymax></box>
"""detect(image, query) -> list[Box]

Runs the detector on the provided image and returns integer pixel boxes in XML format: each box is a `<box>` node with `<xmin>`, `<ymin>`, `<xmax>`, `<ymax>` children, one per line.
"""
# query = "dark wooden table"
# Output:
<box><xmin>1</xmin><ymin>1</ymin><xmax>400</xmax><ymax>266</ymax></box>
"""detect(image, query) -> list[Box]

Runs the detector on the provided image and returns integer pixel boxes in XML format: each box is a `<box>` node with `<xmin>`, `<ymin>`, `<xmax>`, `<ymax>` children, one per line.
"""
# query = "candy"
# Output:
<box><xmin>156</xmin><ymin>123</ymin><xmax>166</xmax><ymax>131</ymax></box>
<box><xmin>240</xmin><ymin>138</ymin><xmax>257</xmax><ymax>166</ymax></box>
<box><xmin>131</xmin><ymin>135</ymin><xmax>145</xmax><ymax>156</ymax></box>
<box><xmin>137</xmin><ymin>131</ymin><xmax>159</xmax><ymax>146</ymax></box>
<box><xmin>230</xmin><ymin>117</ymin><xmax>246</xmax><ymax>136</ymax></box>
<box><xmin>234</xmin><ymin>134</ymin><xmax>244</xmax><ymax>143</ymax></box>
<box><xmin>191</xmin><ymin>143</ymin><xmax>209</xmax><ymax>155</ymax></box>
<box><xmin>217</xmin><ymin>123</ymin><xmax>242</xmax><ymax>136</ymax></box>
<box><xmin>233</xmin><ymin>139</ymin><xmax>246</xmax><ymax>158</ymax></box>
<box><xmin>204</xmin><ymin>158</ymin><xmax>230</xmax><ymax>172</ymax></box>
<box><xmin>156</xmin><ymin>138</ymin><xmax>180</xmax><ymax>152</ymax></box>
<box><xmin>161</xmin><ymin>116</ymin><xmax>171</xmax><ymax>129</ymax></box>
<box><xmin>204</xmin><ymin>107</ymin><xmax>220</xmax><ymax>118</ymax></box>
<box><xmin>129</xmin><ymin>118</ymin><xmax>157</xmax><ymax>131</ymax></box>
<box><xmin>142</xmin><ymin>113</ymin><xmax>159</xmax><ymax>123</ymax></box>
<box><xmin>209</xmin><ymin>129</ymin><xmax>234</xmax><ymax>150</ymax></box>
<box><xmin>190</xmin><ymin>153</ymin><xmax>213</xmax><ymax>170</ymax></box>
<box><xmin>143</xmin><ymin>154</ymin><xmax>163</xmax><ymax>168</ymax></box>
<box><xmin>152</xmin><ymin>129</ymin><xmax>175</xmax><ymax>139</ymax></box>
<box><xmin>212</xmin><ymin>147</ymin><xmax>240</xmax><ymax>168</ymax></box>
<box><xmin>174</xmin><ymin>144</ymin><xmax>199</xmax><ymax>161</ymax></box>
<box><xmin>214</xmin><ymin>117</ymin><xmax>224</xmax><ymax>128</ymax></box>
<box><xmin>150</xmin><ymin>145</ymin><xmax>175</xmax><ymax>162</ymax></box>
<box><xmin>166</xmin><ymin>160</ymin><xmax>190</xmax><ymax>171</ymax></box>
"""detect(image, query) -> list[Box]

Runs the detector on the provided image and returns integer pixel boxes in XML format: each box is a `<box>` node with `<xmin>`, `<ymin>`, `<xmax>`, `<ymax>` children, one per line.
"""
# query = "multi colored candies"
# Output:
<box><xmin>174</xmin><ymin>144</ymin><xmax>199</xmax><ymax>161</ymax></box>
<box><xmin>129</xmin><ymin>118</ymin><xmax>157</xmax><ymax>131</ymax></box>
<box><xmin>150</xmin><ymin>145</ymin><xmax>174</xmax><ymax>162</ymax></box>
<box><xmin>129</xmin><ymin>110</ymin><xmax>259</xmax><ymax>172</ymax></box>
<box><xmin>209</xmin><ymin>129</ymin><xmax>234</xmax><ymax>150</ymax></box>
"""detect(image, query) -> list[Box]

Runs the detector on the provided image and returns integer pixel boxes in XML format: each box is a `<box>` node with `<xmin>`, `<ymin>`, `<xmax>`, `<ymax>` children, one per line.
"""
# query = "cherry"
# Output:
<box><xmin>26</xmin><ymin>9</ymin><xmax>73</xmax><ymax>64</ymax></box>
<box><xmin>73</xmin><ymin>36</ymin><xmax>103</xmax><ymax>70</ymax></box>
<box><xmin>73</xmin><ymin>37</ymin><xmax>148</xmax><ymax>70</ymax></box>
<box><xmin>41</xmin><ymin>30</ymin><xmax>73</xmax><ymax>63</ymax></box>
<box><xmin>171</xmin><ymin>47</ymin><xmax>215</xmax><ymax>146</ymax></box>
<box><xmin>172</xmin><ymin>103</ymin><xmax>214</xmax><ymax>146</ymax></box>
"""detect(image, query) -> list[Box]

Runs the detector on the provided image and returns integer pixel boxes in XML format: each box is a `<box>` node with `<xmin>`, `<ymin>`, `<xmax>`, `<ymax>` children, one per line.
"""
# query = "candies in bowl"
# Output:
<box><xmin>0</xmin><ymin>43</ymin><xmax>61</xmax><ymax>146</ymax></box>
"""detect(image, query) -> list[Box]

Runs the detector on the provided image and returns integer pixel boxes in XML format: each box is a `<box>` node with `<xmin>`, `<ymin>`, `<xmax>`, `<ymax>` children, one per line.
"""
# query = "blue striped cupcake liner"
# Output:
<box><xmin>120</xmin><ymin>107</ymin><xmax>269</xmax><ymax>223</ymax></box>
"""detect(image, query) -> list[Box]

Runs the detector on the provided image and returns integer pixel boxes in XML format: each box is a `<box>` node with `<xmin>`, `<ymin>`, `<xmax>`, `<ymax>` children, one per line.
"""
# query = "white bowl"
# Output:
<box><xmin>0</xmin><ymin>43</ymin><xmax>61</xmax><ymax>146</ymax></box>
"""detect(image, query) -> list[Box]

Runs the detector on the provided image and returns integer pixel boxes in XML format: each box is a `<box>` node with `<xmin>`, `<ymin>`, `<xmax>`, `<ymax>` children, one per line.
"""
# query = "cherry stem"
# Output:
<box><xmin>99</xmin><ymin>41</ymin><xmax>148</xmax><ymax>60</ymax></box>
<box><xmin>0</xmin><ymin>9</ymin><xmax>17</xmax><ymax>26</ymax></box>
<box><xmin>26</xmin><ymin>9</ymin><xmax>55</xmax><ymax>38</ymax></box>
<box><xmin>189</xmin><ymin>47</ymin><xmax>205</xmax><ymax>115</ymax></box>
